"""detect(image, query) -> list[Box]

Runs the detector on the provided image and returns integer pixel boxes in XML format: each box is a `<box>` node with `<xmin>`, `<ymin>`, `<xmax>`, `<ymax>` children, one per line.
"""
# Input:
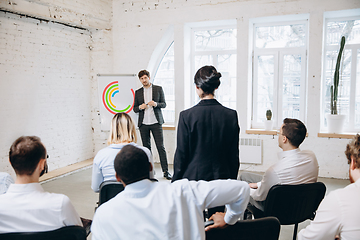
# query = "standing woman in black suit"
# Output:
<box><xmin>172</xmin><ymin>65</ymin><xmax>240</xmax><ymax>183</ymax></box>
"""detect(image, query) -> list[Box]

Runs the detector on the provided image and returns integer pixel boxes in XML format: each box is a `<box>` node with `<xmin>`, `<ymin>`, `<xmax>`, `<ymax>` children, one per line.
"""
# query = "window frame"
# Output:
<box><xmin>190</xmin><ymin>24</ymin><xmax>237</xmax><ymax>107</ymax></box>
<box><xmin>251</xmin><ymin>19</ymin><xmax>308</xmax><ymax>129</ymax></box>
<box><xmin>152</xmin><ymin>41</ymin><xmax>175</xmax><ymax>125</ymax></box>
<box><xmin>321</xmin><ymin>15</ymin><xmax>360</xmax><ymax>132</ymax></box>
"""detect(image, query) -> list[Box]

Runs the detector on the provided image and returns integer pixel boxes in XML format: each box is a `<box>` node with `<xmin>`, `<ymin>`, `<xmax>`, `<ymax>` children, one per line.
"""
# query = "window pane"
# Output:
<box><xmin>194</xmin><ymin>55</ymin><xmax>213</xmax><ymax>104</ymax></box>
<box><xmin>217</xmin><ymin>54</ymin><xmax>236</xmax><ymax>109</ymax></box>
<box><xmin>256</xmin><ymin>55</ymin><xmax>274</xmax><ymax>123</ymax></box>
<box><xmin>282</xmin><ymin>55</ymin><xmax>301</xmax><ymax>119</ymax></box>
<box><xmin>323</xmin><ymin>49</ymin><xmax>351</xmax><ymax>125</ymax></box>
<box><xmin>356</xmin><ymin>49</ymin><xmax>360</xmax><ymax>128</ymax></box>
<box><xmin>194</xmin><ymin>55</ymin><xmax>213</xmax><ymax>71</ymax></box>
<box><xmin>326</xmin><ymin>20</ymin><xmax>360</xmax><ymax>46</ymax></box>
<box><xmin>153</xmin><ymin>43</ymin><xmax>175</xmax><ymax>123</ymax></box>
<box><xmin>255</xmin><ymin>24</ymin><xmax>306</xmax><ymax>48</ymax></box>
<box><xmin>194</xmin><ymin>29</ymin><xmax>237</xmax><ymax>51</ymax></box>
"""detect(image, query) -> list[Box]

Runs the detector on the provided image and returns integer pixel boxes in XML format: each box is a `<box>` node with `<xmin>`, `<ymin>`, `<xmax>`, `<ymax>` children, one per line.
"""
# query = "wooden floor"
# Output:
<box><xmin>41</xmin><ymin>162</ymin><xmax>349</xmax><ymax>240</ymax></box>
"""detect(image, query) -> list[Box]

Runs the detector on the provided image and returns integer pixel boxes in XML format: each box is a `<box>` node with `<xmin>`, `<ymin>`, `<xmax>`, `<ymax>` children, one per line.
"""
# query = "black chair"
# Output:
<box><xmin>98</xmin><ymin>180</ymin><xmax>125</xmax><ymax>207</ymax></box>
<box><xmin>0</xmin><ymin>226</ymin><xmax>86</xmax><ymax>240</ymax></box>
<box><xmin>247</xmin><ymin>182</ymin><xmax>326</xmax><ymax>240</ymax></box>
<box><xmin>205</xmin><ymin>217</ymin><xmax>281</xmax><ymax>240</ymax></box>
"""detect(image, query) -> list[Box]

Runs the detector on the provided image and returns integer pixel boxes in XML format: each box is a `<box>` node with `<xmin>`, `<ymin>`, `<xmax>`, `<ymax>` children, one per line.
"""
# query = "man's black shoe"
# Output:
<box><xmin>163</xmin><ymin>171</ymin><xmax>172</xmax><ymax>180</ymax></box>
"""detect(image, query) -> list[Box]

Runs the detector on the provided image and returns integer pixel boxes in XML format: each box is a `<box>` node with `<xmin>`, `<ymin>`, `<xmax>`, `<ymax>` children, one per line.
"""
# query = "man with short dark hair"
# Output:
<box><xmin>0</xmin><ymin>136</ymin><xmax>82</xmax><ymax>233</ymax></box>
<box><xmin>239</xmin><ymin>118</ymin><xmax>319</xmax><ymax>212</ymax></box>
<box><xmin>134</xmin><ymin>70</ymin><xmax>171</xmax><ymax>180</ymax></box>
<box><xmin>91</xmin><ymin>145</ymin><xmax>250</xmax><ymax>240</ymax></box>
<box><xmin>298</xmin><ymin>134</ymin><xmax>360</xmax><ymax>240</ymax></box>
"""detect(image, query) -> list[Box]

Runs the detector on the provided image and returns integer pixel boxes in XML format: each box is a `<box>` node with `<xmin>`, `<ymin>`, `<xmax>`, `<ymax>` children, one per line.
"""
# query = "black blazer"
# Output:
<box><xmin>133</xmin><ymin>84</ymin><xmax>166</xmax><ymax>127</ymax></box>
<box><xmin>172</xmin><ymin>99</ymin><xmax>240</xmax><ymax>182</ymax></box>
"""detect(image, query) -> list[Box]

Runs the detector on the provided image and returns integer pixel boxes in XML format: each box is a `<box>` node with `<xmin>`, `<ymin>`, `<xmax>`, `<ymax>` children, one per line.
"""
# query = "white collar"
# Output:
<box><xmin>277</xmin><ymin>148</ymin><xmax>300</xmax><ymax>160</ymax></box>
<box><xmin>7</xmin><ymin>182</ymin><xmax>44</xmax><ymax>193</ymax></box>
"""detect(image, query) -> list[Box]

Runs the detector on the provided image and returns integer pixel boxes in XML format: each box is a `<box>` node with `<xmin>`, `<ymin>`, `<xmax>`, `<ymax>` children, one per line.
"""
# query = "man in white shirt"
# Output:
<box><xmin>91</xmin><ymin>145</ymin><xmax>250</xmax><ymax>240</ymax></box>
<box><xmin>298</xmin><ymin>134</ymin><xmax>360</xmax><ymax>240</ymax></box>
<box><xmin>134</xmin><ymin>69</ymin><xmax>172</xmax><ymax>180</ymax></box>
<box><xmin>239</xmin><ymin>118</ymin><xmax>319</xmax><ymax>212</ymax></box>
<box><xmin>0</xmin><ymin>136</ymin><xmax>83</xmax><ymax>233</ymax></box>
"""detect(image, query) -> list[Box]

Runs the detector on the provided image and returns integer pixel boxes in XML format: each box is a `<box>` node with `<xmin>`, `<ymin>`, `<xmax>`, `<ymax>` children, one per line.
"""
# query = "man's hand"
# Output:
<box><xmin>147</xmin><ymin>101</ymin><xmax>157</xmax><ymax>107</ymax></box>
<box><xmin>249</xmin><ymin>183</ymin><xmax>258</xmax><ymax>189</ymax></box>
<box><xmin>139</xmin><ymin>103</ymin><xmax>147</xmax><ymax>110</ymax></box>
<box><xmin>205</xmin><ymin>212</ymin><xmax>228</xmax><ymax>232</ymax></box>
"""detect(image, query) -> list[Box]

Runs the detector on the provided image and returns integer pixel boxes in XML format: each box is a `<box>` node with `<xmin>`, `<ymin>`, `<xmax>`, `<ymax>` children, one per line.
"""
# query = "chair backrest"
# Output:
<box><xmin>205</xmin><ymin>217</ymin><xmax>281</xmax><ymax>240</ymax></box>
<box><xmin>263</xmin><ymin>182</ymin><xmax>326</xmax><ymax>225</ymax></box>
<box><xmin>0</xmin><ymin>226</ymin><xmax>86</xmax><ymax>240</ymax></box>
<box><xmin>98</xmin><ymin>180</ymin><xmax>125</xmax><ymax>206</ymax></box>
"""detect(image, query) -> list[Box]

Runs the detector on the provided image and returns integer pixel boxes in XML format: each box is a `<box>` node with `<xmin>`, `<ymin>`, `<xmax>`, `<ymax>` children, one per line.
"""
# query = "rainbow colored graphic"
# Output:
<box><xmin>102</xmin><ymin>81</ymin><xmax>135</xmax><ymax>114</ymax></box>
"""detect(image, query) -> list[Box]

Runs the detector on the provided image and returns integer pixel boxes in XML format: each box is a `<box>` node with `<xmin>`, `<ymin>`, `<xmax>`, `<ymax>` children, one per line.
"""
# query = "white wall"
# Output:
<box><xmin>0</xmin><ymin>0</ymin><xmax>113</xmax><ymax>178</ymax></box>
<box><xmin>112</xmin><ymin>0</ymin><xmax>360</xmax><ymax>179</ymax></box>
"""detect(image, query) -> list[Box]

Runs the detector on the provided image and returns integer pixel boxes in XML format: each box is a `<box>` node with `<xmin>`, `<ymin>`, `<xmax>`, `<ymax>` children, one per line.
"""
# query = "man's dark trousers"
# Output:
<box><xmin>139</xmin><ymin>123</ymin><xmax>168</xmax><ymax>173</ymax></box>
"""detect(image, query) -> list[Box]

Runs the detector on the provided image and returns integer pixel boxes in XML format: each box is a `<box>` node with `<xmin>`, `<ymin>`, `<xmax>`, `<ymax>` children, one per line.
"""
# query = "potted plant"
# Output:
<box><xmin>326</xmin><ymin>36</ymin><xmax>346</xmax><ymax>133</ymax></box>
<box><xmin>264</xmin><ymin>109</ymin><xmax>273</xmax><ymax>131</ymax></box>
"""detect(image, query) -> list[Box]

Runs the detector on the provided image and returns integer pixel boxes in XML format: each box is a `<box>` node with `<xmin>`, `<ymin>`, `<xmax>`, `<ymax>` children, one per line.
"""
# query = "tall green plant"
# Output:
<box><xmin>330</xmin><ymin>36</ymin><xmax>346</xmax><ymax>114</ymax></box>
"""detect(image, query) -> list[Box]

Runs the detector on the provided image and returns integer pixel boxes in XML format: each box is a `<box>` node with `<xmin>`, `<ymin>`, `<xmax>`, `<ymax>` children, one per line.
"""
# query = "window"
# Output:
<box><xmin>251</xmin><ymin>20</ymin><xmax>308</xmax><ymax>129</ymax></box>
<box><xmin>322</xmin><ymin>15</ymin><xmax>360</xmax><ymax>131</ymax></box>
<box><xmin>153</xmin><ymin>42</ymin><xmax>175</xmax><ymax>124</ymax></box>
<box><xmin>191</xmin><ymin>27</ymin><xmax>237</xmax><ymax>109</ymax></box>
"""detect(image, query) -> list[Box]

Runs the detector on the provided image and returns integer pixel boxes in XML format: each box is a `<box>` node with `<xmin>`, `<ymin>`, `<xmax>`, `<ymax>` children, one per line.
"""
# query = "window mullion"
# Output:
<box><xmin>252</xmin><ymin>51</ymin><xmax>259</xmax><ymax>127</ymax></box>
<box><xmin>276</xmin><ymin>51</ymin><xmax>282</xmax><ymax>128</ymax></box>
<box><xmin>349</xmin><ymin>47</ymin><xmax>357</xmax><ymax>130</ymax></box>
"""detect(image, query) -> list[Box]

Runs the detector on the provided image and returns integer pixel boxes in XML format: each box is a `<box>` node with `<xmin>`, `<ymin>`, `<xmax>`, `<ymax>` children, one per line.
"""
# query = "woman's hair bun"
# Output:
<box><xmin>194</xmin><ymin>65</ymin><xmax>221</xmax><ymax>96</ymax></box>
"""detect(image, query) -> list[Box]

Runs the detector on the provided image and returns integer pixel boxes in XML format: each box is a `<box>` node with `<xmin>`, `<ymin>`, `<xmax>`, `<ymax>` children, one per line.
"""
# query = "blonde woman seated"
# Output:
<box><xmin>91</xmin><ymin>113</ymin><xmax>154</xmax><ymax>192</ymax></box>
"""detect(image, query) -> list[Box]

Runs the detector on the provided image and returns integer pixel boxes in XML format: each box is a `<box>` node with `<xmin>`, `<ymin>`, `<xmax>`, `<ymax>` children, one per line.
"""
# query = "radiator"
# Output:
<box><xmin>240</xmin><ymin>138</ymin><xmax>262</xmax><ymax>164</ymax></box>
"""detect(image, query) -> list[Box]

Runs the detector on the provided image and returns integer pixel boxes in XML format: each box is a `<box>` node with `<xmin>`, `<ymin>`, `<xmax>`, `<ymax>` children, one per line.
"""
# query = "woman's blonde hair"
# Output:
<box><xmin>108</xmin><ymin>113</ymin><xmax>137</xmax><ymax>145</ymax></box>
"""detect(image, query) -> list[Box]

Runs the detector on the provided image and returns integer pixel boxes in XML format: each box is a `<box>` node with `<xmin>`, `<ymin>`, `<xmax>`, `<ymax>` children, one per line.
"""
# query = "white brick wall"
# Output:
<box><xmin>0</xmin><ymin>11</ymin><xmax>94</xmax><ymax>176</ymax></box>
<box><xmin>89</xmin><ymin>29</ymin><xmax>114</xmax><ymax>154</ymax></box>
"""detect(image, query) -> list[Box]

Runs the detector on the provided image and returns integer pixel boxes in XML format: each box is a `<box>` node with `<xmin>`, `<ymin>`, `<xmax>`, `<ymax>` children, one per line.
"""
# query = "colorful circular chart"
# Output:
<box><xmin>102</xmin><ymin>81</ymin><xmax>135</xmax><ymax>114</ymax></box>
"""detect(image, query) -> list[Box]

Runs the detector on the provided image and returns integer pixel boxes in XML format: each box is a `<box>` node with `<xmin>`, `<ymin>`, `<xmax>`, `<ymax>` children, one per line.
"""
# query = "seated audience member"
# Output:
<box><xmin>91</xmin><ymin>145</ymin><xmax>250</xmax><ymax>240</ymax></box>
<box><xmin>0</xmin><ymin>136</ymin><xmax>82</xmax><ymax>233</ymax></box>
<box><xmin>91</xmin><ymin>112</ymin><xmax>154</xmax><ymax>192</ymax></box>
<box><xmin>0</xmin><ymin>172</ymin><xmax>14</xmax><ymax>194</ymax></box>
<box><xmin>298</xmin><ymin>134</ymin><xmax>360</xmax><ymax>240</ymax></box>
<box><xmin>239</xmin><ymin>118</ymin><xmax>319</xmax><ymax>211</ymax></box>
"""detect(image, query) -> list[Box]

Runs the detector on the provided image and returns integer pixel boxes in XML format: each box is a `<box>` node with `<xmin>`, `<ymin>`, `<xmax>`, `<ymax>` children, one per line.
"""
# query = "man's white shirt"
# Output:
<box><xmin>0</xmin><ymin>183</ymin><xmax>82</xmax><ymax>233</ymax></box>
<box><xmin>91</xmin><ymin>179</ymin><xmax>250</xmax><ymax>240</ymax></box>
<box><xmin>251</xmin><ymin>148</ymin><xmax>319</xmax><ymax>201</ymax></box>
<box><xmin>298</xmin><ymin>178</ymin><xmax>360</xmax><ymax>240</ymax></box>
<box><xmin>143</xmin><ymin>84</ymin><xmax>158</xmax><ymax>125</ymax></box>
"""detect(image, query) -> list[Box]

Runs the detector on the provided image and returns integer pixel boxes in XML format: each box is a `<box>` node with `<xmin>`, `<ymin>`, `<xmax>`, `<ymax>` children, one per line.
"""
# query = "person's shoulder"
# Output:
<box><xmin>131</xmin><ymin>143</ymin><xmax>151</xmax><ymax>155</ymax></box>
<box><xmin>299</xmin><ymin>149</ymin><xmax>317</xmax><ymax>160</ymax></box>
<box><xmin>40</xmin><ymin>190</ymin><xmax>72</xmax><ymax>208</ymax></box>
<box><xmin>135</xmin><ymin>87</ymin><xmax>143</xmax><ymax>93</ymax></box>
<box><xmin>94</xmin><ymin>146</ymin><xmax>113</xmax><ymax>161</ymax></box>
<box><xmin>217</xmin><ymin>104</ymin><xmax>237</xmax><ymax>115</ymax></box>
<box><xmin>152</xmin><ymin>84</ymin><xmax>161</xmax><ymax>89</ymax></box>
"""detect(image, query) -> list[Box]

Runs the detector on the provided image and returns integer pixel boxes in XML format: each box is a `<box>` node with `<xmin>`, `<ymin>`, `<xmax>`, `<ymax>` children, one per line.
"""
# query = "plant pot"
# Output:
<box><xmin>326</xmin><ymin>114</ymin><xmax>346</xmax><ymax>134</ymax></box>
<box><xmin>264</xmin><ymin>120</ymin><xmax>273</xmax><ymax>131</ymax></box>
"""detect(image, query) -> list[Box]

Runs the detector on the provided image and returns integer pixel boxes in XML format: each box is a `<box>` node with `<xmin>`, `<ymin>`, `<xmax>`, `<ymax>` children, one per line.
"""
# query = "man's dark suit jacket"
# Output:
<box><xmin>172</xmin><ymin>99</ymin><xmax>240</xmax><ymax>182</ymax></box>
<box><xmin>133</xmin><ymin>84</ymin><xmax>166</xmax><ymax>127</ymax></box>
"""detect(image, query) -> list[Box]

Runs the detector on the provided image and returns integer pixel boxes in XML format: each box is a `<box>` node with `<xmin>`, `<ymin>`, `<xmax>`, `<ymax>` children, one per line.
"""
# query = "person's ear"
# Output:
<box><xmin>38</xmin><ymin>158</ymin><xmax>46</xmax><ymax>171</ymax></box>
<box><xmin>149</xmin><ymin>162</ymin><xmax>153</xmax><ymax>172</ymax></box>
<box><xmin>115</xmin><ymin>173</ymin><xmax>121</xmax><ymax>182</ymax></box>
<box><xmin>350</xmin><ymin>156</ymin><xmax>356</xmax><ymax>170</ymax></box>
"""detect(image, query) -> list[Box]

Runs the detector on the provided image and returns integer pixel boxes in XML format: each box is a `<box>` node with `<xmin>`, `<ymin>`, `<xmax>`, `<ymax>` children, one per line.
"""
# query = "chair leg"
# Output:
<box><xmin>293</xmin><ymin>223</ymin><xmax>298</xmax><ymax>240</ymax></box>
